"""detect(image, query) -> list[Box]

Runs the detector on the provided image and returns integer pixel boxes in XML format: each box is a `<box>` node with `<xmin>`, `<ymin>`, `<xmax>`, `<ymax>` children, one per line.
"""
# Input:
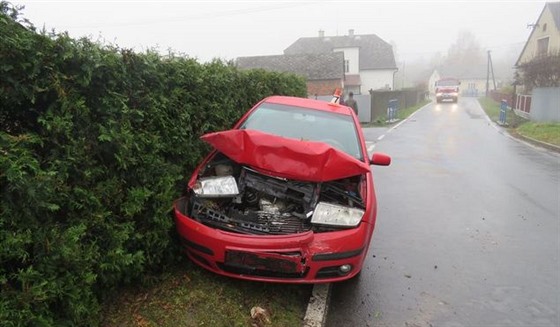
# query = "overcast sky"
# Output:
<box><xmin>13</xmin><ymin>0</ymin><xmax>546</xmax><ymax>64</ymax></box>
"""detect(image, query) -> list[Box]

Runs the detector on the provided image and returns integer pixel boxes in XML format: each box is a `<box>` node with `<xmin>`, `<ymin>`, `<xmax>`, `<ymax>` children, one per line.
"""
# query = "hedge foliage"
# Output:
<box><xmin>0</xmin><ymin>2</ymin><xmax>307</xmax><ymax>325</ymax></box>
<box><xmin>516</xmin><ymin>50</ymin><xmax>560</xmax><ymax>90</ymax></box>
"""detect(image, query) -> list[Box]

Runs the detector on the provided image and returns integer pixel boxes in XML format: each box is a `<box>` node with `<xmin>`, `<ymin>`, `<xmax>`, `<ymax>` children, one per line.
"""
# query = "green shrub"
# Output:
<box><xmin>0</xmin><ymin>2</ymin><xmax>306</xmax><ymax>325</ymax></box>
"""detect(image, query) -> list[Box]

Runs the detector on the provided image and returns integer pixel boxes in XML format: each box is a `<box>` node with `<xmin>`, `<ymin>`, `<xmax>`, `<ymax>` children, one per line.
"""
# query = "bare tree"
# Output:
<box><xmin>444</xmin><ymin>30</ymin><xmax>485</xmax><ymax>71</ymax></box>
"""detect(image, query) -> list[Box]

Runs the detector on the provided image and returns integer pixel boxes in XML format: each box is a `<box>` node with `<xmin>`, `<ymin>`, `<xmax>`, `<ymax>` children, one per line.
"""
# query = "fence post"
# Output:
<box><xmin>387</xmin><ymin>99</ymin><xmax>398</xmax><ymax>122</ymax></box>
<box><xmin>499</xmin><ymin>99</ymin><xmax>507</xmax><ymax>125</ymax></box>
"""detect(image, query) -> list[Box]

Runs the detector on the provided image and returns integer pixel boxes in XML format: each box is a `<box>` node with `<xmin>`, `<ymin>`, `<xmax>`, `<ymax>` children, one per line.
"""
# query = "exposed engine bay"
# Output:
<box><xmin>183</xmin><ymin>153</ymin><xmax>366</xmax><ymax>235</ymax></box>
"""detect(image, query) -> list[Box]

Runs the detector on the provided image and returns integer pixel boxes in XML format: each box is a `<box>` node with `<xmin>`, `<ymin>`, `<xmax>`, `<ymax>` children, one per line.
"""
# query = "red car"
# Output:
<box><xmin>174</xmin><ymin>95</ymin><xmax>391</xmax><ymax>283</ymax></box>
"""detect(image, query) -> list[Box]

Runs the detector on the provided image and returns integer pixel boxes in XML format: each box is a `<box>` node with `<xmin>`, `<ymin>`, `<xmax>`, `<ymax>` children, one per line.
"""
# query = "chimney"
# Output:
<box><xmin>349</xmin><ymin>29</ymin><xmax>354</xmax><ymax>37</ymax></box>
<box><xmin>318</xmin><ymin>30</ymin><xmax>325</xmax><ymax>38</ymax></box>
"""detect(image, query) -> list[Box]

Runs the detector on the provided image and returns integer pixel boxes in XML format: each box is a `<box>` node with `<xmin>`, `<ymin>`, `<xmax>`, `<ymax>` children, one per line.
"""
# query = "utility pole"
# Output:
<box><xmin>486</xmin><ymin>50</ymin><xmax>497</xmax><ymax>97</ymax></box>
<box><xmin>402</xmin><ymin>61</ymin><xmax>406</xmax><ymax>90</ymax></box>
<box><xmin>486</xmin><ymin>51</ymin><xmax>490</xmax><ymax>97</ymax></box>
<box><xmin>490</xmin><ymin>53</ymin><xmax>497</xmax><ymax>91</ymax></box>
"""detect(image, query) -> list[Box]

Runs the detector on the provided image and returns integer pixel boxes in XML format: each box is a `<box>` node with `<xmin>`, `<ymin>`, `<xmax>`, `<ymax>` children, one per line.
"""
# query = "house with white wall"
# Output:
<box><xmin>514</xmin><ymin>2</ymin><xmax>560</xmax><ymax>121</ymax></box>
<box><xmin>429</xmin><ymin>66</ymin><xmax>495</xmax><ymax>97</ymax></box>
<box><xmin>516</xmin><ymin>2</ymin><xmax>560</xmax><ymax>67</ymax></box>
<box><xmin>284</xmin><ymin>29</ymin><xmax>398</xmax><ymax>95</ymax></box>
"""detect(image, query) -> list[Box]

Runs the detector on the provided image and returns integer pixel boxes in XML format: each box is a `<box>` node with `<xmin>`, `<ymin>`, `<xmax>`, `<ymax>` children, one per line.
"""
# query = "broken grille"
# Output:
<box><xmin>191</xmin><ymin>200</ymin><xmax>312</xmax><ymax>235</ymax></box>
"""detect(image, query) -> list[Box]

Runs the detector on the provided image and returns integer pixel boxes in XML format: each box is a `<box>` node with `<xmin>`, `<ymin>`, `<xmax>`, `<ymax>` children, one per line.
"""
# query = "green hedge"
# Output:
<box><xmin>0</xmin><ymin>3</ymin><xmax>306</xmax><ymax>325</ymax></box>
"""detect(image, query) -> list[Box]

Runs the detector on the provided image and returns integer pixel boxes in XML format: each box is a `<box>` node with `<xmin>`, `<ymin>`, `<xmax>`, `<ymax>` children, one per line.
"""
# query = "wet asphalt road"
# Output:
<box><xmin>326</xmin><ymin>98</ymin><xmax>560</xmax><ymax>327</ymax></box>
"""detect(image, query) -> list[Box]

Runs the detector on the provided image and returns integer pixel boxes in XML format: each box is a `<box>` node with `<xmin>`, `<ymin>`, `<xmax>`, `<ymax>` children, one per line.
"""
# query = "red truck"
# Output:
<box><xmin>435</xmin><ymin>78</ymin><xmax>460</xmax><ymax>103</ymax></box>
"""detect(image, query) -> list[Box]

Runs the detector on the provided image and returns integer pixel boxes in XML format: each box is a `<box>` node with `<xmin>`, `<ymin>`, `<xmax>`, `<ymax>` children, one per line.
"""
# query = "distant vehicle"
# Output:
<box><xmin>173</xmin><ymin>92</ymin><xmax>391</xmax><ymax>283</ymax></box>
<box><xmin>435</xmin><ymin>78</ymin><xmax>460</xmax><ymax>103</ymax></box>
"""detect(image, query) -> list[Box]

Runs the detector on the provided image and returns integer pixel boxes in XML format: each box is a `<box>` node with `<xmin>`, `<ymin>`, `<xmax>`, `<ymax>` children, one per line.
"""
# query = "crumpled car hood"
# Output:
<box><xmin>201</xmin><ymin>129</ymin><xmax>370</xmax><ymax>182</ymax></box>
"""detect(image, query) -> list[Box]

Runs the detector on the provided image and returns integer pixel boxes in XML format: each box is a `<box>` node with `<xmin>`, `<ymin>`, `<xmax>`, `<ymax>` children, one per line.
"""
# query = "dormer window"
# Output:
<box><xmin>537</xmin><ymin>37</ymin><xmax>549</xmax><ymax>56</ymax></box>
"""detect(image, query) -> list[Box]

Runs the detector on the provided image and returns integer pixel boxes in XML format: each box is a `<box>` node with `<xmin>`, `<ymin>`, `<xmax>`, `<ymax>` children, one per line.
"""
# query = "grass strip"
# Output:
<box><xmin>362</xmin><ymin>100</ymin><xmax>430</xmax><ymax>127</ymax></box>
<box><xmin>517</xmin><ymin>123</ymin><xmax>560</xmax><ymax>146</ymax></box>
<box><xmin>477</xmin><ymin>97</ymin><xmax>528</xmax><ymax>128</ymax></box>
<box><xmin>397</xmin><ymin>100</ymin><xmax>430</xmax><ymax>121</ymax></box>
<box><xmin>102</xmin><ymin>261</ymin><xmax>311</xmax><ymax>327</ymax></box>
<box><xmin>478</xmin><ymin>97</ymin><xmax>560</xmax><ymax>147</ymax></box>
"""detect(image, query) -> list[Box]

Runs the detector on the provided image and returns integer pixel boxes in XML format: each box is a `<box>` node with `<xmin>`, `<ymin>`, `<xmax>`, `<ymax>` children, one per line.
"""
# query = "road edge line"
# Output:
<box><xmin>389</xmin><ymin>101</ymin><xmax>431</xmax><ymax>133</ymax></box>
<box><xmin>303</xmin><ymin>101</ymin><xmax>432</xmax><ymax>327</ymax></box>
<box><xmin>302</xmin><ymin>283</ymin><xmax>331</xmax><ymax>327</ymax></box>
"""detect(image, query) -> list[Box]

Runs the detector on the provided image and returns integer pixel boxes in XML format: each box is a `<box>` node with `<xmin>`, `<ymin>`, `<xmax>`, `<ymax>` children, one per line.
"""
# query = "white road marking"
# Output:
<box><xmin>305</xmin><ymin>101</ymin><xmax>432</xmax><ymax>326</ymax></box>
<box><xmin>389</xmin><ymin>101</ymin><xmax>429</xmax><ymax>132</ymax></box>
<box><xmin>303</xmin><ymin>283</ymin><xmax>331</xmax><ymax>327</ymax></box>
<box><xmin>367</xmin><ymin>101</ymin><xmax>431</xmax><ymax>156</ymax></box>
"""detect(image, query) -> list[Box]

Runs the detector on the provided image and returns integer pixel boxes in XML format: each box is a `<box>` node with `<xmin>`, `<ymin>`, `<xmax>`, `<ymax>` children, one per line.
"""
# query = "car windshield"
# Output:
<box><xmin>436</xmin><ymin>79</ymin><xmax>459</xmax><ymax>86</ymax></box>
<box><xmin>240</xmin><ymin>102</ymin><xmax>363</xmax><ymax>160</ymax></box>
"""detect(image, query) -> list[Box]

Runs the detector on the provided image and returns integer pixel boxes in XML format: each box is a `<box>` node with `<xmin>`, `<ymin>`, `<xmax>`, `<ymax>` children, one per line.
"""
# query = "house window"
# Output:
<box><xmin>537</xmin><ymin>37</ymin><xmax>549</xmax><ymax>56</ymax></box>
<box><xmin>344</xmin><ymin>60</ymin><xmax>350</xmax><ymax>73</ymax></box>
<box><xmin>543</xmin><ymin>23</ymin><xmax>547</xmax><ymax>32</ymax></box>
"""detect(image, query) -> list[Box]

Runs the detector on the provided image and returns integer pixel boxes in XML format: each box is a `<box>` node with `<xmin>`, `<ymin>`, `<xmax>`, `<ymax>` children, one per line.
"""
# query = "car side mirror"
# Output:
<box><xmin>370</xmin><ymin>152</ymin><xmax>391</xmax><ymax>166</ymax></box>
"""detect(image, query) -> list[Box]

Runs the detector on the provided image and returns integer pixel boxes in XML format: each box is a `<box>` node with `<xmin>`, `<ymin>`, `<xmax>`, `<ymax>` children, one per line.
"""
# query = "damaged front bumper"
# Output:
<box><xmin>174</xmin><ymin>196</ymin><xmax>373</xmax><ymax>283</ymax></box>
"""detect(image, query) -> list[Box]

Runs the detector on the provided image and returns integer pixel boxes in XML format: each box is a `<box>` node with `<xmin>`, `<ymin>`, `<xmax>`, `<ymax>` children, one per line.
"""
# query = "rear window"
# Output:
<box><xmin>240</xmin><ymin>102</ymin><xmax>363</xmax><ymax>160</ymax></box>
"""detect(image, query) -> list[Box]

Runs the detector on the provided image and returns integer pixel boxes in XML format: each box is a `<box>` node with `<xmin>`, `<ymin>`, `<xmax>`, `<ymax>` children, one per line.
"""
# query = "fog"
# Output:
<box><xmin>14</xmin><ymin>0</ymin><xmax>545</xmax><ymax>86</ymax></box>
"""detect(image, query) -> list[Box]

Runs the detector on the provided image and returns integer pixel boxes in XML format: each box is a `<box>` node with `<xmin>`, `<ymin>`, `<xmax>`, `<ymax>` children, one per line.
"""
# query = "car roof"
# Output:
<box><xmin>263</xmin><ymin>96</ymin><xmax>354</xmax><ymax>116</ymax></box>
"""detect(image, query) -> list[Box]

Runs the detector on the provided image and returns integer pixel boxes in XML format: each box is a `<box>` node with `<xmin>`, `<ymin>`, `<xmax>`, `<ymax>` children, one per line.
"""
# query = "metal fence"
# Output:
<box><xmin>312</xmin><ymin>89</ymin><xmax>424</xmax><ymax>123</ymax></box>
<box><xmin>514</xmin><ymin>94</ymin><xmax>532</xmax><ymax>119</ymax></box>
<box><xmin>530</xmin><ymin>87</ymin><xmax>560</xmax><ymax>122</ymax></box>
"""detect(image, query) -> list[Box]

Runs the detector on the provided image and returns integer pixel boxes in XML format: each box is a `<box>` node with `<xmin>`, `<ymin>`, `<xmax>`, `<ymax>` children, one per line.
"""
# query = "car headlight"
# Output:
<box><xmin>311</xmin><ymin>202</ymin><xmax>364</xmax><ymax>227</ymax></box>
<box><xmin>193</xmin><ymin>176</ymin><xmax>239</xmax><ymax>197</ymax></box>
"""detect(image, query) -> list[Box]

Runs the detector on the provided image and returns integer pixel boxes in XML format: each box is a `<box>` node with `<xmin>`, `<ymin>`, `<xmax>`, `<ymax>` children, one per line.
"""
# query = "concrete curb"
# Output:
<box><xmin>476</xmin><ymin>100</ymin><xmax>560</xmax><ymax>154</ymax></box>
<box><xmin>302</xmin><ymin>283</ymin><xmax>331</xmax><ymax>327</ymax></box>
<box><xmin>512</xmin><ymin>132</ymin><xmax>560</xmax><ymax>153</ymax></box>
